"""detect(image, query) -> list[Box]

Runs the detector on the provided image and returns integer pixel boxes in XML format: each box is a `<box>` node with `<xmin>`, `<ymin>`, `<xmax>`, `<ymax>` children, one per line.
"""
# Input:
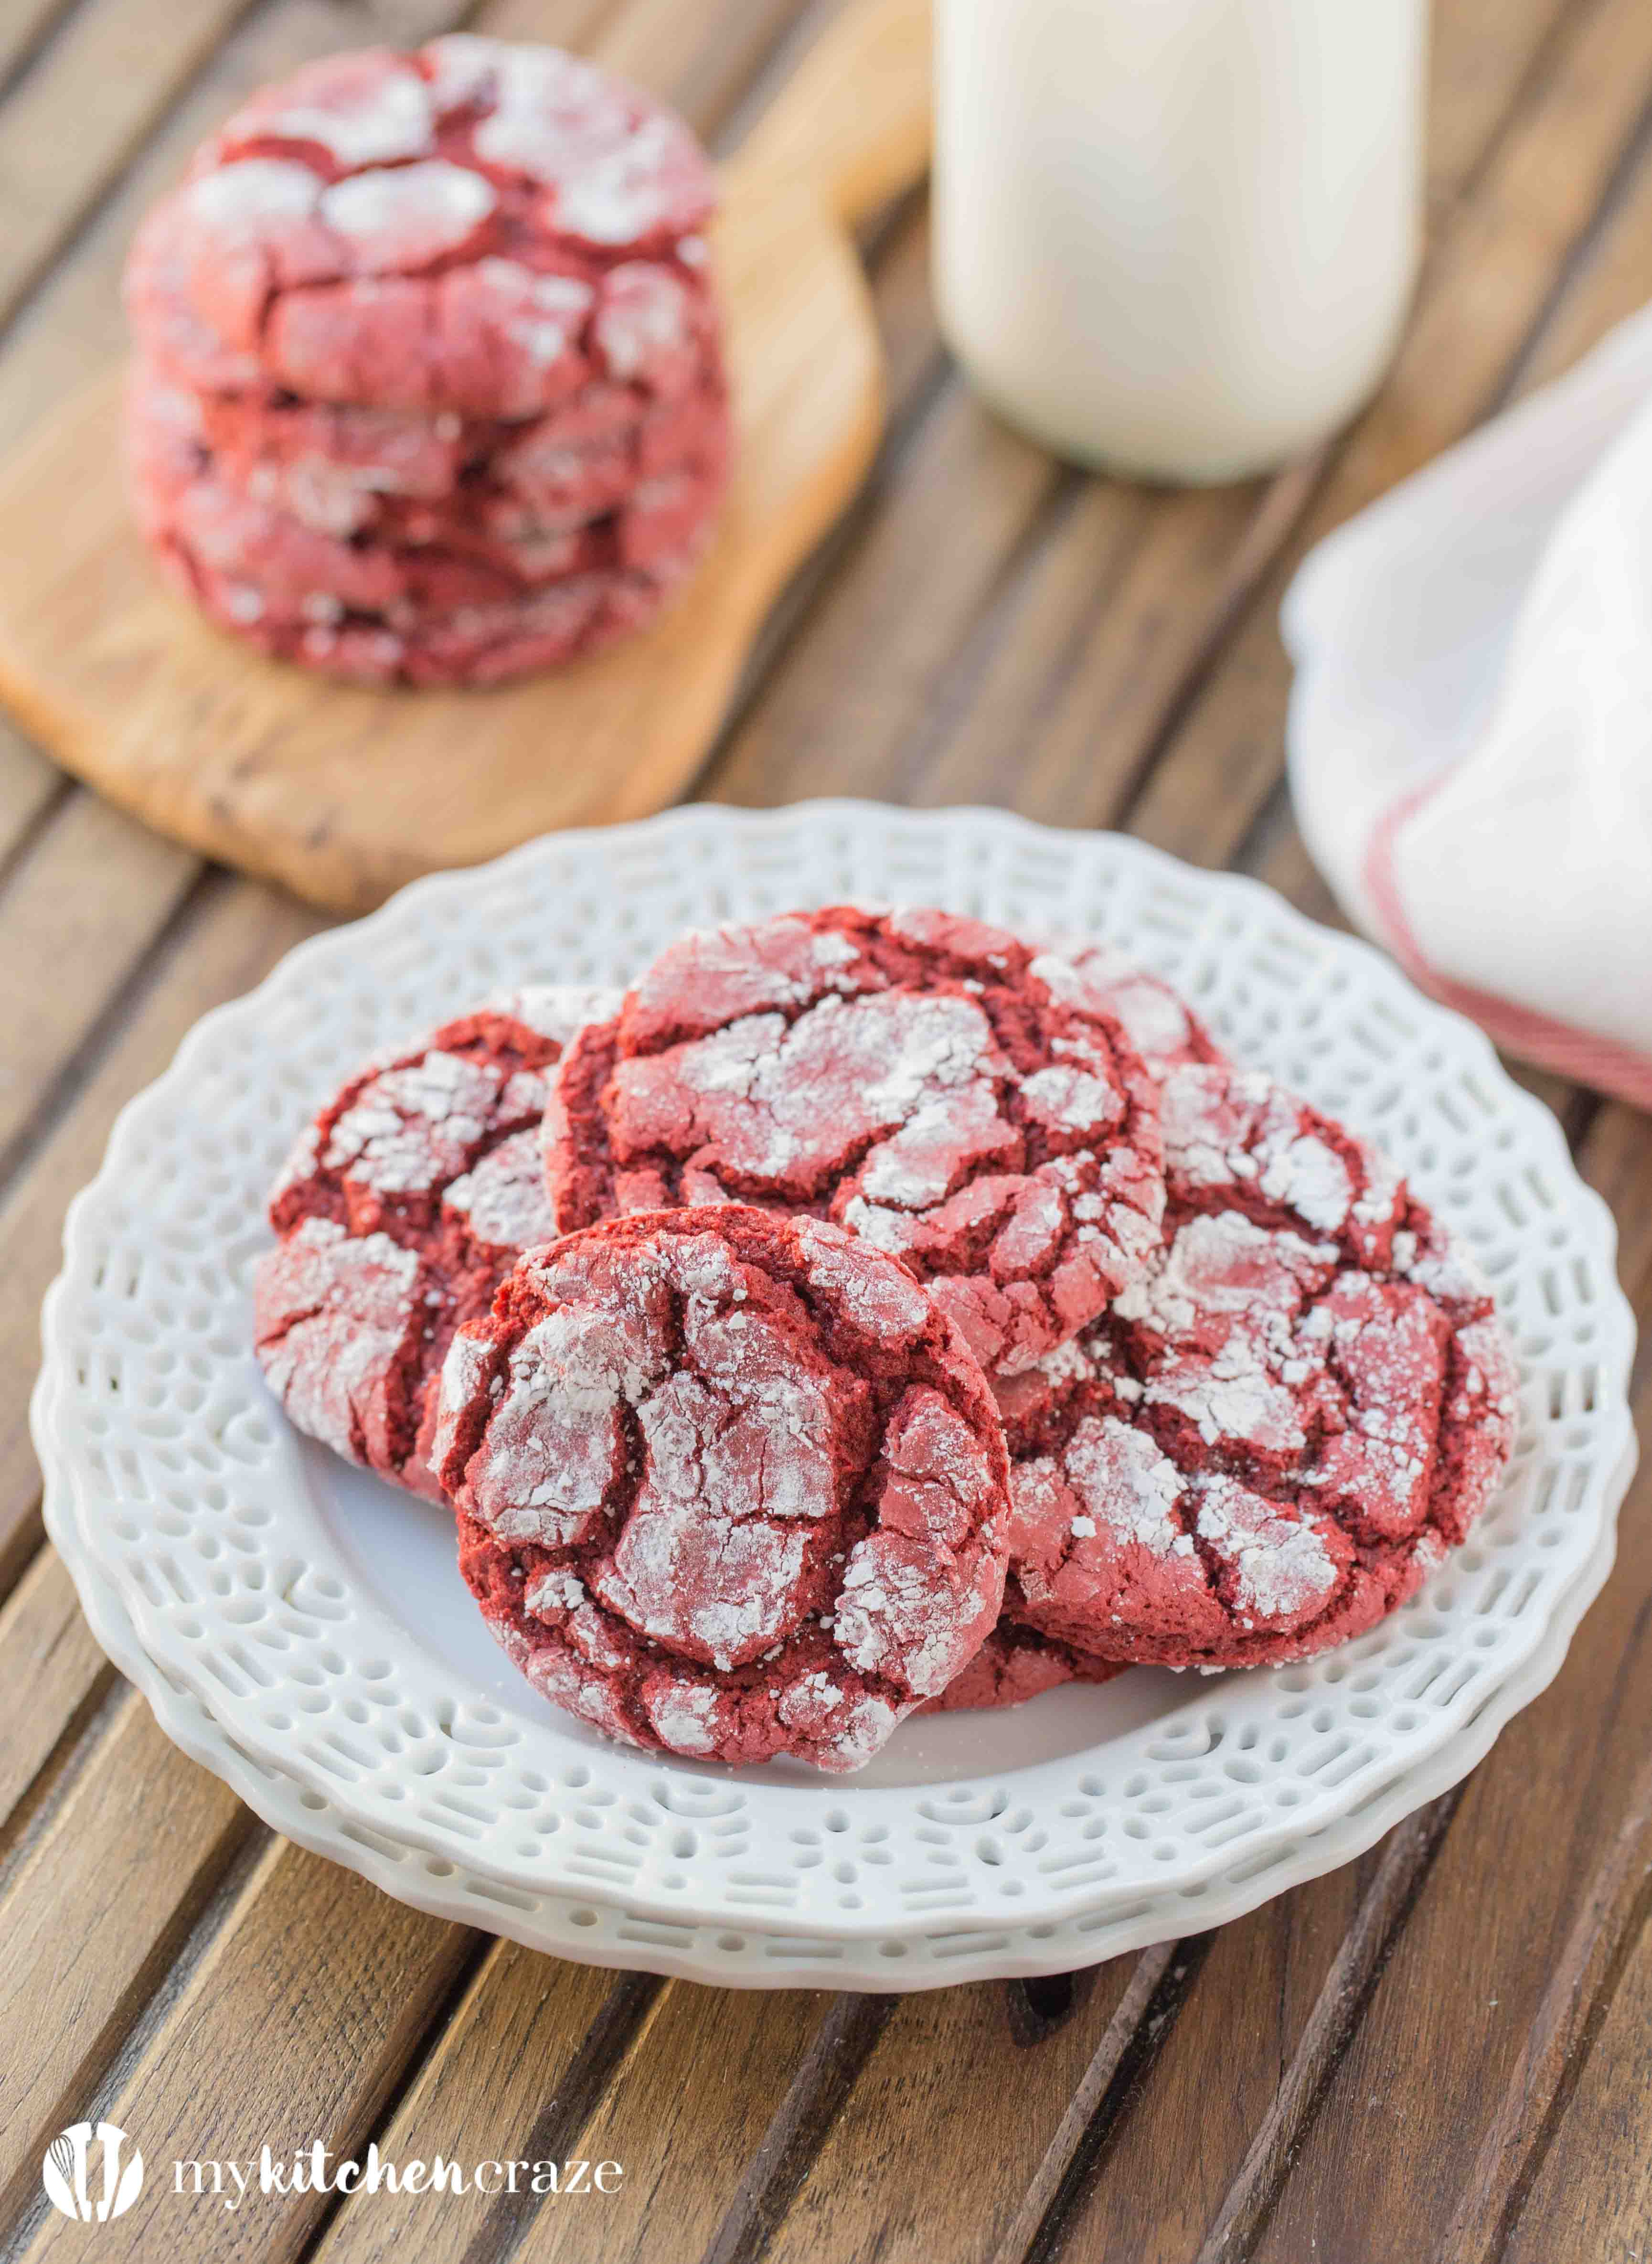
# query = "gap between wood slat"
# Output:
<box><xmin>984</xmin><ymin>1942</ymin><xmax>1182</xmax><ymax>2264</ymax></box>
<box><xmin>1444</xmin><ymin>1728</ymin><xmax>1652</xmax><ymax>2263</ymax></box>
<box><xmin>0</xmin><ymin>1697</ymin><xmax>261</xmax><ymax>2231</ymax></box>
<box><xmin>0</xmin><ymin>0</ymin><xmax>262</xmax><ymax>345</ymax></box>
<box><xmin>288</xmin><ymin>1925</ymin><xmax>499</xmax><ymax>2262</ymax></box>
<box><xmin>0</xmin><ymin>1547</ymin><xmax>114</xmax><ymax>1848</ymax></box>
<box><xmin>1084</xmin><ymin>453</ymin><xmax>1325</xmax><ymax>832</ymax></box>
<box><xmin>50</xmin><ymin>1818</ymin><xmax>274</xmax><ymax>2129</ymax></box>
<box><xmin>439</xmin><ymin>1973</ymin><xmax>665</xmax><ymax>2264</ymax></box>
<box><xmin>1435</xmin><ymin>0</ymin><xmax>1600</xmax><ymax>226</ymax></box>
<box><xmin>0</xmin><ymin>1670</ymin><xmax>126</xmax><ymax>1894</ymax></box>
<box><xmin>685</xmin><ymin>223</ymin><xmax>952</xmax><ymax>809</ymax></box>
<box><xmin>1014</xmin><ymin>1937</ymin><xmax>1214</xmax><ymax>2264</ymax></box>
<box><xmin>700</xmin><ymin>1992</ymin><xmax>898</xmax><ymax>2264</ymax></box>
<box><xmin>0</xmin><ymin>1820</ymin><xmax>273</xmax><ymax>2264</ymax></box>
<box><xmin>0</xmin><ymin>0</ymin><xmax>80</xmax><ymax>106</ymax></box>
<box><xmin>1484</xmin><ymin>54</ymin><xmax>1652</xmax><ymax>419</ymax></box>
<box><xmin>0</xmin><ymin>846</ymin><xmax>213</xmax><ymax>1203</ymax></box>
<box><xmin>1193</xmin><ymin>1794</ymin><xmax>1464</xmax><ymax>2263</ymax></box>
<box><xmin>0</xmin><ymin>730</ymin><xmax>62</xmax><ymax>880</ymax></box>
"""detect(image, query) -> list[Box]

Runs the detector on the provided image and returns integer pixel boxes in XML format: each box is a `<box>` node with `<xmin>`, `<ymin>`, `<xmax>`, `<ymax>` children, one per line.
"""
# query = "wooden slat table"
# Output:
<box><xmin>0</xmin><ymin>3</ymin><xmax>1647</xmax><ymax>2259</ymax></box>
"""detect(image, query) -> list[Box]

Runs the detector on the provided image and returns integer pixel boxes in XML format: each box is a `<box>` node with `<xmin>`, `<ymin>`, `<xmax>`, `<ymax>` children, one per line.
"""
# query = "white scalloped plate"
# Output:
<box><xmin>36</xmin><ymin>1359</ymin><xmax>1629</xmax><ymax>1988</ymax></box>
<box><xmin>34</xmin><ymin>803</ymin><xmax>1637</xmax><ymax>1989</ymax></box>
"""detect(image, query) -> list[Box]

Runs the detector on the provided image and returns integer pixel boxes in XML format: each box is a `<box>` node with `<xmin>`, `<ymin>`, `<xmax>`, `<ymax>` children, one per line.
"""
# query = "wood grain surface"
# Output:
<box><xmin>0</xmin><ymin>0</ymin><xmax>928</xmax><ymax>913</ymax></box>
<box><xmin>0</xmin><ymin>1</ymin><xmax>1648</xmax><ymax>2261</ymax></box>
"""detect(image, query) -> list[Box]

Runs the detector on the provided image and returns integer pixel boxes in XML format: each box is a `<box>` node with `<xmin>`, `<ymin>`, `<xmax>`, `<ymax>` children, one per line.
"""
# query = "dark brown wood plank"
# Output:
<box><xmin>1194</xmin><ymin>1799</ymin><xmax>1464</xmax><ymax>2264</ymax></box>
<box><xmin>1015</xmin><ymin>1872</ymin><xmax>1367</xmax><ymax>2264</ymax></box>
<box><xmin>310</xmin><ymin>1947</ymin><xmax>644</xmax><ymax>2264</ymax></box>
<box><xmin>0</xmin><ymin>1546</ymin><xmax>113</xmax><ymax>1849</ymax></box>
<box><xmin>0</xmin><ymin>793</ymin><xmax>199</xmax><ymax>1170</ymax></box>
<box><xmin>518</xmin><ymin>1983</ymin><xmax>833</xmax><ymax>2264</ymax></box>
<box><xmin>0</xmin><ymin>0</ymin><xmax>256</xmax><ymax>331</ymax></box>
<box><xmin>708</xmin><ymin>365</ymin><xmax>1065</xmax><ymax>810</ymax></box>
<box><xmin>1241</xmin><ymin>1282</ymin><xmax>1652</xmax><ymax>2261</ymax></box>
<box><xmin>1450</xmin><ymin>1739</ymin><xmax>1652</xmax><ymax>2263</ymax></box>
<box><xmin>756</xmin><ymin>1958</ymin><xmax>1153</xmax><ymax>2264</ymax></box>
<box><xmin>18</xmin><ymin>1841</ymin><xmax>475</xmax><ymax>2264</ymax></box>
<box><xmin>0</xmin><ymin>1696</ymin><xmax>250</xmax><ymax>2223</ymax></box>
<box><xmin>911</xmin><ymin>465</ymin><xmax>1315</xmax><ymax>830</ymax></box>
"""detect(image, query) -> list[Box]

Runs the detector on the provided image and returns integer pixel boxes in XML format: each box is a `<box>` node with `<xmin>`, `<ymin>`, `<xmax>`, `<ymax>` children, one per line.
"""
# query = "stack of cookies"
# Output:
<box><xmin>253</xmin><ymin>909</ymin><xmax>1521</xmax><ymax>1771</ymax></box>
<box><xmin>123</xmin><ymin>38</ymin><xmax>730</xmax><ymax>686</ymax></box>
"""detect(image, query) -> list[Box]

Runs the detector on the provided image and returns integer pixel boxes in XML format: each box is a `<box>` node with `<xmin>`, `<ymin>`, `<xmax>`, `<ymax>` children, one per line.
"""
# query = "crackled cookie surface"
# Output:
<box><xmin>254</xmin><ymin>985</ymin><xmax>616</xmax><ymax>1495</ymax></box>
<box><xmin>122</xmin><ymin>38</ymin><xmax>729</xmax><ymax>682</ymax></box>
<box><xmin>544</xmin><ymin>907</ymin><xmax>1167</xmax><ymax>1378</ymax></box>
<box><xmin>125</xmin><ymin>39</ymin><xmax>720</xmax><ymax>414</ymax></box>
<box><xmin>1051</xmin><ymin>942</ymin><xmax>1228</xmax><ymax>1076</ymax></box>
<box><xmin>917</xmin><ymin>1622</ymin><xmax>1127</xmax><ymax>1713</ymax></box>
<box><xmin>994</xmin><ymin>1063</ymin><xmax>1521</xmax><ymax>1670</ymax></box>
<box><xmin>437</xmin><ymin>1206</ymin><xmax>1011</xmax><ymax>1770</ymax></box>
<box><xmin>128</xmin><ymin>371</ymin><xmax>719</xmax><ymax>683</ymax></box>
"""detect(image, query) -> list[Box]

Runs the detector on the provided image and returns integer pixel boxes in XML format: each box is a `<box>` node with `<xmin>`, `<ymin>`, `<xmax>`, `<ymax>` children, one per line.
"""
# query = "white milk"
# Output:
<box><xmin>934</xmin><ymin>0</ymin><xmax>1428</xmax><ymax>482</ymax></box>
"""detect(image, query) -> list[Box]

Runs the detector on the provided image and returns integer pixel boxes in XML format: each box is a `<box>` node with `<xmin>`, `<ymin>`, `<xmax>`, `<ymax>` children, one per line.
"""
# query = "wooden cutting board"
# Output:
<box><xmin>0</xmin><ymin>0</ymin><xmax>930</xmax><ymax>912</ymax></box>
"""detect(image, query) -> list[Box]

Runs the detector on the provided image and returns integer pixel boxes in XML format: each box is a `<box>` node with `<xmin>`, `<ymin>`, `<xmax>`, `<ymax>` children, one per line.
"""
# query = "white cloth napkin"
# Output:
<box><xmin>1283</xmin><ymin>304</ymin><xmax>1652</xmax><ymax>1109</ymax></box>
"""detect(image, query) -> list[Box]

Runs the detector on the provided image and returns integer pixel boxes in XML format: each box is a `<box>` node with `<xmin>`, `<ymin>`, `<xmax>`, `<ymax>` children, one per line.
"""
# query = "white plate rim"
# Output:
<box><xmin>33</xmin><ymin>801</ymin><xmax>1640</xmax><ymax>1969</ymax></box>
<box><xmin>37</xmin><ymin>1357</ymin><xmax>1633</xmax><ymax>1989</ymax></box>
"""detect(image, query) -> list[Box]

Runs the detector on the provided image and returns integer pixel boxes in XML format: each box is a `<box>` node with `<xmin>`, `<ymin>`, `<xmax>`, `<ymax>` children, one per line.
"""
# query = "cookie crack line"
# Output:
<box><xmin>994</xmin><ymin>1063</ymin><xmax>1519</xmax><ymax>1673</ymax></box>
<box><xmin>122</xmin><ymin>37</ymin><xmax>730</xmax><ymax>683</ymax></box>
<box><xmin>249</xmin><ymin>929</ymin><xmax>1521</xmax><ymax>1752</ymax></box>
<box><xmin>435</xmin><ymin>1205</ymin><xmax>1013</xmax><ymax>1771</ymax></box>
<box><xmin>543</xmin><ymin>907</ymin><xmax>1169</xmax><ymax>1381</ymax></box>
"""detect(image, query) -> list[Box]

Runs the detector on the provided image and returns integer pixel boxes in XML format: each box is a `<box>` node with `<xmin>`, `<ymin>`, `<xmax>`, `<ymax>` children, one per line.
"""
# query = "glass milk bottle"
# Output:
<box><xmin>934</xmin><ymin>0</ymin><xmax>1428</xmax><ymax>483</ymax></box>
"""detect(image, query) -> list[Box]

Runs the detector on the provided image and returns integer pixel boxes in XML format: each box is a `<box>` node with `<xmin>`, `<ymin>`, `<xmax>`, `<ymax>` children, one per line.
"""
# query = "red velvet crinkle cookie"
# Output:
<box><xmin>435</xmin><ymin>1206</ymin><xmax>1011</xmax><ymax>1770</ymax></box>
<box><xmin>134</xmin><ymin>433</ymin><xmax>722</xmax><ymax>622</ymax></box>
<box><xmin>124</xmin><ymin>38</ymin><xmax>720</xmax><ymax>415</ymax></box>
<box><xmin>143</xmin><ymin>530</ymin><xmax>709</xmax><ymax>686</ymax></box>
<box><xmin>992</xmin><ymin>1063</ymin><xmax>1522</xmax><ymax>1671</ymax></box>
<box><xmin>917</xmin><ymin>1623</ymin><xmax>1127</xmax><ymax>1713</ymax></box>
<box><xmin>253</xmin><ymin>984</ymin><xmax>617</xmax><ymax>1496</ymax></box>
<box><xmin>131</xmin><ymin>369</ymin><xmax>725</xmax><ymax>573</ymax></box>
<box><xmin>544</xmin><ymin>908</ymin><xmax>1168</xmax><ymax>1379</ymax></box>
<box><xmin>1049</xmin><ymin>942</ymin><xmax>1228</xmax><ymax>1076</ymax></box>
<box><xmin>189</xmin><ymin>376</ymin><xmax>725</xmax><ymax>541</ymax></box>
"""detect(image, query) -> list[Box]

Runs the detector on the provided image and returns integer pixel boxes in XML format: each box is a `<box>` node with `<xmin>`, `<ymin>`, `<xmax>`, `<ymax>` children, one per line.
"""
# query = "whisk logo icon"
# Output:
<box><xmin>42</xmin><ymin>2125</ymin><xmax>143</xmax><ymax>2224</ymax></box>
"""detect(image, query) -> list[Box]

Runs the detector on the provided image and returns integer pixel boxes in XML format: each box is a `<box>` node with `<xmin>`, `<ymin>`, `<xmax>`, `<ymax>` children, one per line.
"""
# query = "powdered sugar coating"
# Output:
<box><xmin>254</xmin><ymin>984</ymin><xmax>618</xmax><ymax>1495</ymax></box>
<box><xmin>1046</xmin><ymin>941</ymin><xmax>1228</xmax><ymax>1075</ymax></box>
<box><xmin>121</xmin><ymin>37</ymin><xmax>727</xmax><ymax>686</ymax></box>
<box><xmin>544</xmin><ymin>907</ymin><xmax>1168</xmax><ymax>1379</ymax></box>
<box><xmin>124</xmin><ymin>37</ymin><xmax>720</xmax><ymax>416</ymax></box>
<box><xmin>993</xmin><ymin>1063</ymin><xmax>1521</xmax><ymax>1670</ymax></box>
<box><xmin>254</xmin><ymin>1217</ymin><xmax>426</xmax><ymax>1470</ymax></box>
<box><xmin>123</xmin><ymin>341</ymin><xmax>729</xmax><ymax>684</ymax></box>
<box><xmin>217</xmin><ymin>50</ymin><xmax>437</xmax><ymax>169</ymax></box>
<box><xmin>440</xmin><ymin>1206</ymin><xmax>1012</xmax><ymax>1771</ymax></box>
<box><xmin>317</xmin><ymin>160</ymin><xmax>496</xmax><ymax>268</ymax></box>
<box><xmin>1159</xmin><ymin>1065</ymin><xmax>1406</xmax><ymax>1263</ymax></box>
<box><xmin>915</xmin><ymin>1621</ymin><xmax>1128</xmax><ymax>1712</ymax></box>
